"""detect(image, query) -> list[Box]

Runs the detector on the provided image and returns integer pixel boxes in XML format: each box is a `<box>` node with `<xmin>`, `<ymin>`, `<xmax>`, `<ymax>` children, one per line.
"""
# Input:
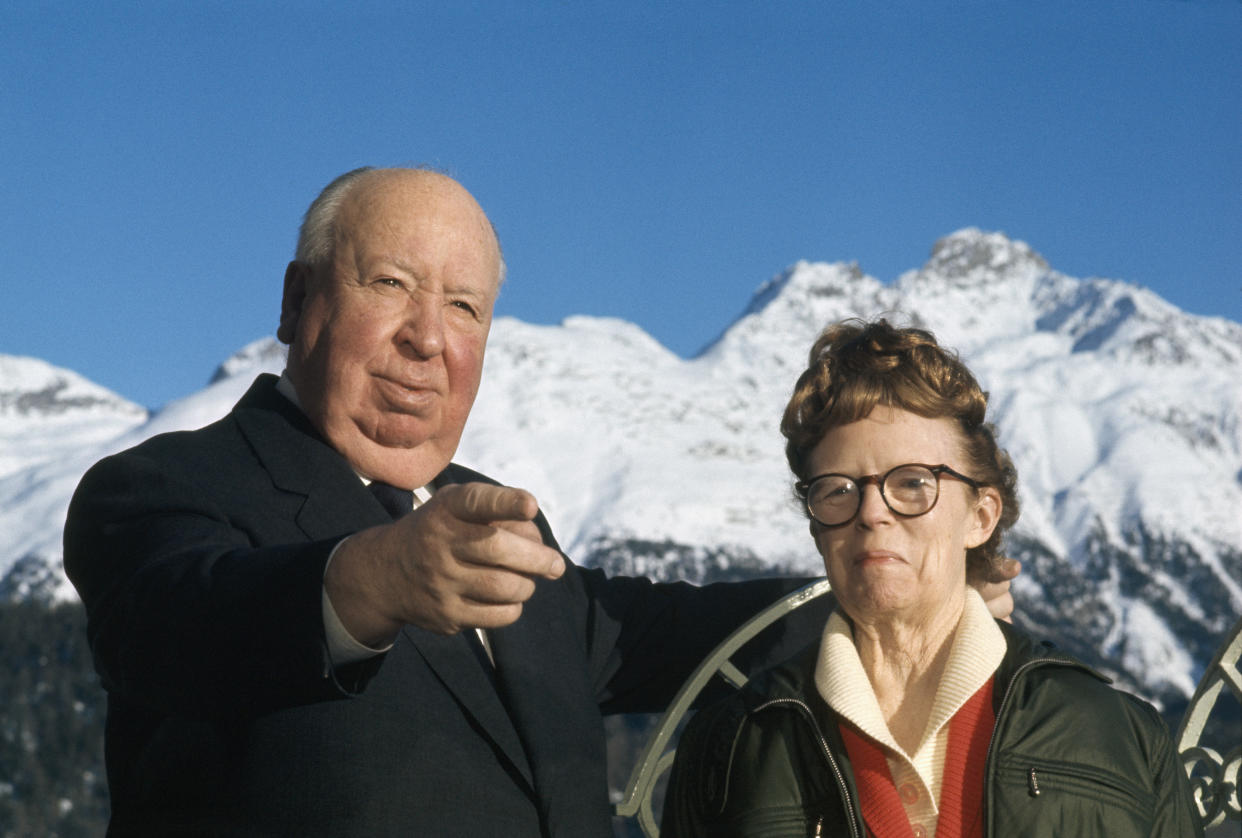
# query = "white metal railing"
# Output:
<box><xmin>1176</xmin><ymin>615</ymin><xmax>1242</xmax><ymax>830</ymax></box>
<box><xmin>612</xmin><ymin>580</ymin><xmax>833</xmax><ymax>835</ymax></box>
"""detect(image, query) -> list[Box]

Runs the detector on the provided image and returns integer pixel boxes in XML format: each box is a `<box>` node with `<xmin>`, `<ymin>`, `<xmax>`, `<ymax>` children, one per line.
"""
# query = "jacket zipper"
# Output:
<box><xmin>983</xmin><ymin>655</ymin><xmax>1102</xmax><ymax>827</ymax></box>
<box><xmin>749</xmin><ymin>697</ymin><xmax>864</xmax><ymax>838</ymax></box>
<box><xmin>1020</xmin><ymin>758</ymin><xmax>1151</xmax><ymax>816</ymax></box>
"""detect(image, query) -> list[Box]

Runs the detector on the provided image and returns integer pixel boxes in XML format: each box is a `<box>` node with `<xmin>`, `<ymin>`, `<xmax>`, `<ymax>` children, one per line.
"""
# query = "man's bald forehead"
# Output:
<box><xmin>330</xmin><ymin>168</ymin><xmax>504</xmax><ymax>284</ymax></box>
<box><xmin>348</xmin><ymin>167</ymin><xmax>460</xmax><ymax>200</ymax></box>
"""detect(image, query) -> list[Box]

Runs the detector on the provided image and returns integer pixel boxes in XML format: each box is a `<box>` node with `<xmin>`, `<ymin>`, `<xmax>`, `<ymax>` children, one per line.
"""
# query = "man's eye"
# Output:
<box><xmin>451</xmin><ymin>300</ymin><xmax>478</xmax><ymax>317</ymax></box>
<box><xmin>377</xmin><ymin>277</ymin><xmax>403</xmax><ymax>289</ymax></box>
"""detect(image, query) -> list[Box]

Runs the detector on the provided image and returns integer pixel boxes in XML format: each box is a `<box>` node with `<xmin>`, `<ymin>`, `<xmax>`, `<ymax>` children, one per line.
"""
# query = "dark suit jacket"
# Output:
<box><xmin>65</xmin><ymin>375</ymin><xmax>822</xmax><ymax>837</ymax></box>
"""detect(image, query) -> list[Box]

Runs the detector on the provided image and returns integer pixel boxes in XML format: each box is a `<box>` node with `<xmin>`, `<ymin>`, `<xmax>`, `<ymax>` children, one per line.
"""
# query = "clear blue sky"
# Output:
<box><xmin>3</xmin><ymin>1</ymin><xmax>1239</xmax><ymax>410</ymax></box>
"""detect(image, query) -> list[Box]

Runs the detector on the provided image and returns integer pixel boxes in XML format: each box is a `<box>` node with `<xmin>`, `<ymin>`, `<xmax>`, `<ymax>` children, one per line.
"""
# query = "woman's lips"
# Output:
<box><xmin>854</xmin><ymin>550</ymin><xmax>903</xmax><ymax>567</ymax></box>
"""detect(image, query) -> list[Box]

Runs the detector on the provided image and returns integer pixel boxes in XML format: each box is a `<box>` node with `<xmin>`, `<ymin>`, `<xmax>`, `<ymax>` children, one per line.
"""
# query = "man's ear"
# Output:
<box><xmin>277</xmin><ymin>261</ymin><xmax>311</xmax><ymax>345</ymax></box>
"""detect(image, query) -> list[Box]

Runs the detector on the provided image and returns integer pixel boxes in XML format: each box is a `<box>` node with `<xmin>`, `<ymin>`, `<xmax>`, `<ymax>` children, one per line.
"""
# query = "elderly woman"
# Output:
<box><xmin>662</xmin><ymin>320</ymin><xmax>1201</xmax><ymax>837</ymax></box>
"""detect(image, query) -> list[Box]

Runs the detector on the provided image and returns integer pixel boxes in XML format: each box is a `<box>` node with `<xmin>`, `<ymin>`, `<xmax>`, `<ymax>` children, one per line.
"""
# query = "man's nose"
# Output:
<box><xmin>398</xmin><ymin>296</ymin><xmax>446</xmax><ymax>358</ymax></box>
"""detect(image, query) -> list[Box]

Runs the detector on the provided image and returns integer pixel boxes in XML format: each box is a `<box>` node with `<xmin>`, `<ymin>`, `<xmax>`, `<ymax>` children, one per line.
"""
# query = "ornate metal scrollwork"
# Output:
<box><xmin>1176</xmin><ymin>615</ymin><xmax>1242</xmax><ymax>830</ymax></box>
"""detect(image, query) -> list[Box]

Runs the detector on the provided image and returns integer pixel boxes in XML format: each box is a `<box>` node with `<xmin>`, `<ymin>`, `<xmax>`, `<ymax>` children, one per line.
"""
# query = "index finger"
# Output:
<box><xmin>443</xmin><ymin>482</ymin><xmax>540</xmax><ymax>524</ymax></box>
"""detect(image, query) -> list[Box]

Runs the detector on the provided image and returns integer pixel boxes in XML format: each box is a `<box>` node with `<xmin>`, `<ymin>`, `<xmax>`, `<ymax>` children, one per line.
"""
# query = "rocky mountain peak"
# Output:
<box><xmin>0</xmin><ymin>355</ymin><xmax>145</xmax><ymax>420</ymax></box>
<box><xmin>209</xmin><ymin>337</ymin><xmax>288</xmax><ymax>384</ymax></box>
<box><xmin>925</xmin><ymin>228</ymin><xmax>1049</xmax><ymax>280</ymax></box>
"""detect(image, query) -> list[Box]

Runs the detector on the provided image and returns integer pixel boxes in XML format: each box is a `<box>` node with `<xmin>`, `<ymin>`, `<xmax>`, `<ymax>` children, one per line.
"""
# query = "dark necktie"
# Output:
<box><xmin>368</xmin><ymin>481</ymin><xmax>414</xmax><ymax>519</ymax></box>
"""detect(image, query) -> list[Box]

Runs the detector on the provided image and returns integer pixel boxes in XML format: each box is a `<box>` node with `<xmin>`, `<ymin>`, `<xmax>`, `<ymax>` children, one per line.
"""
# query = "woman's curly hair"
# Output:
<box><xmin>781</xmin><ymin>318</ymin><xmax>1019</xmax><ymax>581</ymax></box>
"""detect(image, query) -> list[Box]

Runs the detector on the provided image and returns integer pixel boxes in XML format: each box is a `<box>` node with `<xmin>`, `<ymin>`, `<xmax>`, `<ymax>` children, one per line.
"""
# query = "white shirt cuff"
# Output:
<box><xmin>322</xmin><ymin>535</ymin><xmax>393</xmax><ymax>667</ymax></box>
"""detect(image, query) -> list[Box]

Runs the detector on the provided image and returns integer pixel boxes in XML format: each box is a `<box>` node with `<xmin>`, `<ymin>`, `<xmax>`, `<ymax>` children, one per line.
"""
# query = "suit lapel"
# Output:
<box><xmin>433</xmin><ymin>463</ymin><xmax>606</xmax><ymax>832</ymax></box>
<box><xmin>490</xmin><ymin>582</ymin><xmax>606</xmax><ymax>834</ymax></box>
<box><xmin>404</xmin><ymin>626</ymin><xmax>535</xmax><ymax>788</ymax></box>
<box><xmin>232</xmin><ymin>376</ymin><xmax>390</xmax><ymax>540</ymax></box>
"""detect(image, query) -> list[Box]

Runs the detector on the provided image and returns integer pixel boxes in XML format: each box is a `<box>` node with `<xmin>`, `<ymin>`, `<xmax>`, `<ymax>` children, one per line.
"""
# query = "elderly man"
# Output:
<box><xmin>65</xmin><ymin>167</ymin><xmax>1014</xmax><ymax>836</ymax></box>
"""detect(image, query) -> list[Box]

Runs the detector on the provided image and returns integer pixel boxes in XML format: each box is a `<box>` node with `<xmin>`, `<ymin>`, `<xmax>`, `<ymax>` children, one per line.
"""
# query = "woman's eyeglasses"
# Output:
<box><xmin>796</xmin><ymin>463</ymin><xmax>983</xmax><ymax>528</ymax></box>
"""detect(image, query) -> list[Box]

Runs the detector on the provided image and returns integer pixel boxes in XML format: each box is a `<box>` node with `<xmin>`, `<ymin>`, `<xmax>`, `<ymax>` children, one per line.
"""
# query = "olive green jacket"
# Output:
<box><xmin>662</xmin><ymin>621</ymin><xmax>1203</xmax><ymax>838</ymax></box>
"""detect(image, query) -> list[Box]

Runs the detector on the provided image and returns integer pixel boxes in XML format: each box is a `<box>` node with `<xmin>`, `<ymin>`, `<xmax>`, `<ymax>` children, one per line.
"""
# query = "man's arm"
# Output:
<box><xmin>66</xmin><ymin>443</ymin><xmax>565</xmax><ymax>718</ymax></box>
<box><xmin>64</xmin><ymin>449</ymin><xmax>342</xmax><ymax>719</ymax></box>
<box><xmin>325</xmin><ymin>482</ymin><xmax>565</xmax><ymax>646</ymax></box>
<box><xmin>575</xmin><ymin>558</ymin><xmax>1020</xmax><ymax>715</ymax></box>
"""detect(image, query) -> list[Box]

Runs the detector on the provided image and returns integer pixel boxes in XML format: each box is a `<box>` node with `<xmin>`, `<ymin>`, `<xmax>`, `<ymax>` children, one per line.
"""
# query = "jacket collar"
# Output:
<box><xmin>231</xmin><ymin>374</ymin><xmax>390</xmax><ymax>540</ymax></box>
<box><xmin>990</xmin><ymin>620</ymin><xmax>1110</xmax><ymax>714</ymax></box>
<box><xmin>745</xmin><ymin>614</ymin><xmax>1108</xmax><ymax>728</ymax></box>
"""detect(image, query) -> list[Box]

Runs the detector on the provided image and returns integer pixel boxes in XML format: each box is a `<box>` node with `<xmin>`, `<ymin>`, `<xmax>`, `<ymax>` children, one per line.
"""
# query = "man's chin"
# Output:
<box><xmin>349</xmin><ymin>437</ymin><xmax>453</xmax><ymax>488</ymax></box>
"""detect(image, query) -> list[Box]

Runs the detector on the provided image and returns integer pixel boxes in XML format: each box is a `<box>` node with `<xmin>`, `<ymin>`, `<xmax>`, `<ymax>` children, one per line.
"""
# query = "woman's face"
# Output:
<box><xmin>806</xmin><ymin>406</ymin><xmax>1001</xmax><ymax>627</ymax></box>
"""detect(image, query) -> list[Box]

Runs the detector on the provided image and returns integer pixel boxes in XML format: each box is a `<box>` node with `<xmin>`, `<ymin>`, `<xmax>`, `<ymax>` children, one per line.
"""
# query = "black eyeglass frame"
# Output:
<box><xmin>795</xmin><ymin>463</ymin><xmax>984</xmax><ymax>528</ymax></box>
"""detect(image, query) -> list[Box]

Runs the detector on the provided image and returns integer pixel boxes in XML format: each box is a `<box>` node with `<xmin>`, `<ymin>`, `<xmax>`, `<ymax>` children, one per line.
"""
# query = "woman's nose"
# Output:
<box><xmin>855</xmin><ymin>481</ymin><xmax>893</xmax><ymax>527</ymax></box>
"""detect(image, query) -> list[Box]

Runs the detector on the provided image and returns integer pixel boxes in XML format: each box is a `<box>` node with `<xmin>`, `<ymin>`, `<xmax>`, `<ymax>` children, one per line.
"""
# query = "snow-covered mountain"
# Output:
<box><xmin>0</xmin><ymin>341</ymin><xmax>285</xmax><ymax>601</ymax></box>
<box><xmin>3</xmin><ymin>229</ymin><xmax>1239</xmax><ymax>712</ymax></box>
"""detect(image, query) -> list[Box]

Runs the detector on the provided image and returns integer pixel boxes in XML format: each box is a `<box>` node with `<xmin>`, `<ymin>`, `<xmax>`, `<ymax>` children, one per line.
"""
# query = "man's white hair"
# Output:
<box><xmin>294</xmin><ymin>166</ymin><xmax>375</xmax><ymax>269</ymax></box>
<box><xmin>293</xmin><ymin>166</ymin><xmax>506</xmax><ymax>284</ymax></box>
